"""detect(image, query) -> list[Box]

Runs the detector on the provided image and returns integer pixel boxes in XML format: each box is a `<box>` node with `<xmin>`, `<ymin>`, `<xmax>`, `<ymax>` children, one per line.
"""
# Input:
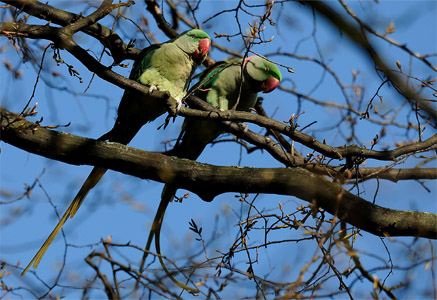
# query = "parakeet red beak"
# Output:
<box><xmin>261</xmin><ymin>77</ymin><xmax>280</xmax><ymax>93</ymax></box>
<box><xmin>193</xmin><ymin>38</ymin><xmax>211</xmax><ymax>59</ymax></box>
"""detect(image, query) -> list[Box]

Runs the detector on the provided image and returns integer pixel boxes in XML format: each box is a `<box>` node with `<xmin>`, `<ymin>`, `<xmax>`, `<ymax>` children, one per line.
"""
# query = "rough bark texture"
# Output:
<box><xmin>2</xmin><ymin>107</ymin><xmax>436</xmax><ymax>239</ymax></box>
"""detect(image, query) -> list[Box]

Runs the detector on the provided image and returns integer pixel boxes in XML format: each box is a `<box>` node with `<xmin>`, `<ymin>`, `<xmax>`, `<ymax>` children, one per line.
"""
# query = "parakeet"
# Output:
<box><xmin>21</xmin><ymin>29</ymin><xmax>211</xmax><ymax>276</ymax></box>
<box><xmin>142</xmin><ymin>55</ymin><xmax>282</xmax><ymax>292</ymax></box>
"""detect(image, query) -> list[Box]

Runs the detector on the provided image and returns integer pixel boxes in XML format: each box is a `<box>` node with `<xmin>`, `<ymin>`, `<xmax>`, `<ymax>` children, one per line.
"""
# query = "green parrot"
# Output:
<box><xmin>21</xmin><ymin>29</ymin><xmax>211</xmax><ymax>276</ymax></box>
<box><xmin>141</xmin><ymin>55</ymin><xmax>282</xmax><ymax>292</ymax></box>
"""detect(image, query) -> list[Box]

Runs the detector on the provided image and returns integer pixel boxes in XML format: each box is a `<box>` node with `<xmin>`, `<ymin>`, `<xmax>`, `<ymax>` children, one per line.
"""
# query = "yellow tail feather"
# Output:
<box><xmin>139</xmin><ymin>185</ymin><xmax>172</xmax><ymax>273</ymax></box>
<box><xmin>69</xmin><ymin>167</ymin><xmax>107</xmax><ymax>218</ymax></box>
<box><xmin>21</xmin><ymin>167</ymin><xmax>107</xmax><ymax>276</ymax></box>
<box><xmin>139</xmin><ymin>185</ymin><xmax>199</xmax><ymax>293</ymax></box>
<box><xmin>154</xmin><ymin>206</ymin><xmax>199</xmax><ymax>294</ymax></box>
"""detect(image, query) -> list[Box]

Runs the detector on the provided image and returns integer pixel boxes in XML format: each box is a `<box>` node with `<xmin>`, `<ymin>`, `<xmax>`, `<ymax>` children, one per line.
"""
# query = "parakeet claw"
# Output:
<box><xmin>175</xmin><ymin>97</ymin><xmax>182</xmax><ymax>113</ymax></box>
<box><xmin>148</xmin><ymin>85</ymin><xmax>157</xmax><ymax>94</ymax></box>
<box><xmin>160</xmin><ymin>96</ymin><xmax>182</xmax><ymax>130</ymax></box>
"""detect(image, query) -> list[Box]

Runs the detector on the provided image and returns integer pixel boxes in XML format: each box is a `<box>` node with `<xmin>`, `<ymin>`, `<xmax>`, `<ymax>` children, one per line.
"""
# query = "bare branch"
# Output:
<box><xmin>301</xmin><ymin>0</ymin><xmax>437</xmax><ymax>122</ymax></box>
<box><xmin>3</xmin><ymin>0</ymin><xmax>139</xmax><ymax>62</ymax></box>
<box><xmin>145</xmin><ymin>0</ymin><xmax>178</xmax><ymax>39</ymax></box>
<box><xmin>339</xmin><ymin>0</ymin><xmax>437</xmax><ymax>72</ymax></box>
<box><xmin>182</xmin><ymin>96</ymin><xmax>437</xmax><ymax>162</ymax></box>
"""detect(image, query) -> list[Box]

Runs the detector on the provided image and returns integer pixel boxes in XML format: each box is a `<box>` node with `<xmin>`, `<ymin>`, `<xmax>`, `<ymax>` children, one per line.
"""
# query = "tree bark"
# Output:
<box><xmin>2</xmin><ymin>107</ymin><xmax>436</xmax><ymax>239</ymax></box>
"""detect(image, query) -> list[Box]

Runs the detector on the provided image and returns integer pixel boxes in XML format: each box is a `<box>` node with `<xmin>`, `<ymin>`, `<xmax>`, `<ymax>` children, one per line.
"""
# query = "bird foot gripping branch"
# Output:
<box><xmin>159</xmin><ymin>94</ymin><xmax>183</xmax><ymax>130</ymax></box>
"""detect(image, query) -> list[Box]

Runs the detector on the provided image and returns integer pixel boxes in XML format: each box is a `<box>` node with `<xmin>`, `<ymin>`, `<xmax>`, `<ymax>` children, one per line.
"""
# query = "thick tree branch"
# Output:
<box><xmin>1</xmin><ymin>107</ymin><xmax>436</xmax><ymax>239</ymax></box>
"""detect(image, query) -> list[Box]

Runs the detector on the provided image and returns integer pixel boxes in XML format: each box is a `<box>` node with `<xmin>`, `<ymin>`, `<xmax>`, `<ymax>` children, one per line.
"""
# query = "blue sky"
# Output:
<box><xmin>1</xmin><ymin>1</ymin><xmax>436</xmax><ymax>298</ymax></box>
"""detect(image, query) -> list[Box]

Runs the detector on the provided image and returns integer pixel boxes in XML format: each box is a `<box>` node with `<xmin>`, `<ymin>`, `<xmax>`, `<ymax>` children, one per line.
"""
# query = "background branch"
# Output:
<box><xmin>3</xmin><ymin>0</ymin><xmax>140</xmax><ymax>62</ymax></box>
<box><xmin>302</xmin><ymin>0</ymin><xmax>436</xmax><ymax>122</ymax></box>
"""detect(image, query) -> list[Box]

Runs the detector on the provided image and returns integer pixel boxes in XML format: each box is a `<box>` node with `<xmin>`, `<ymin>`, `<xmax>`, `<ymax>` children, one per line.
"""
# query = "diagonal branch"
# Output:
<box><xmin>145</xmin><ymin>0</ymin><xmax>178</xmax><ymax>39</ymax></box>
<box><xmin>302</xmin><ymin>0</ymin><xmax>436</xmax><ymax>122</ymax></box>
<box><xmin>3</xmin><ymin>0</ymin><xmax>139</xmax><ymax>62</ymax></box>
<box><xmin>182</xmin><ymin>96</ymin><xmax>437</xmax><ymax>161</ymax></box>
<box><xmin>338</xmin><ymin>0</ymin><xmax>437</xmax><ymax>72</ymax></box>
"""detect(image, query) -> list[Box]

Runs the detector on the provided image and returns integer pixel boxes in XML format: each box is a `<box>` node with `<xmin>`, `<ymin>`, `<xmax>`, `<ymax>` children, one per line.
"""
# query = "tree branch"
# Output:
<box><xmin>347</xmin><ymin>166</ymin><xmax>437</xmax><ymax>181</ymax></box>
<box><xmin>302</xmin><ymin>0</ymin><xmax>436</xmax><ymax>123</ymax></box>
<box><xmin>3</xmin><ymin>0</ymin><xmax>139</xmax><ymax>62</ymax></box>
<box><xmin>338</xmin><ymin>0</ymin><xmax>437</xmax><ymax>72</ymax></box>
<box><xmin>181</xmin><ymin>96</ymin><xmax>437</xmax><ymax>162</ymax></box>
<box><xmin>145</xmin><ymin>0</ymin><xmax>178</xmax><ymax>39</ymax></box>
<box><xmin>1</xmin><ymin>107</ymin><xmax>436</xmax><ymax>239</ymax></box>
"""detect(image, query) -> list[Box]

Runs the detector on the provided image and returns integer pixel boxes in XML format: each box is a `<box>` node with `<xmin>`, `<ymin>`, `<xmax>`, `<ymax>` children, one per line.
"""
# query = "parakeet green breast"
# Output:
<box><xmin>138</xmin><ymin>43</ymin><xmax>196</xmax><ymax>100</ymax></box>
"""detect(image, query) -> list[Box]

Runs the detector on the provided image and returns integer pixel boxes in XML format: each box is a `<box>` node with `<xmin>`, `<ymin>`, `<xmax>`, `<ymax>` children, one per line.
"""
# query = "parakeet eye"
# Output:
<box><xmin>265</xmin><ymin>66</ymin><xmax>270</xmax><ymax>72</ymax></box>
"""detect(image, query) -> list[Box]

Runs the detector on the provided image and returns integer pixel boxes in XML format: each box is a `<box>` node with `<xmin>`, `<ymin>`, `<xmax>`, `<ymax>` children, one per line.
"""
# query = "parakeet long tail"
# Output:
<box><xmin>140</xmin><ymin>184</ymin><xmax>199</xmax><ymax>293</ymax></box>
<box><xmin>21</xmin><ymin>167</ymin><xmax>107</xmax><ymax>276</ymax></box>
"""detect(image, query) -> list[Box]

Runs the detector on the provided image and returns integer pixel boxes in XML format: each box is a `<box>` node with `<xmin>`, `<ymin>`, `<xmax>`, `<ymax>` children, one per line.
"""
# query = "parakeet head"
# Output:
<box><xmin>244</xmin><ymin>56</ymin><xmax>282</xmax><ymax>93</ymax></box>
<box><xmin>175</xmin><ymin>29</ymin><xmax>211</xmax><ymax>64</ymax></box>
